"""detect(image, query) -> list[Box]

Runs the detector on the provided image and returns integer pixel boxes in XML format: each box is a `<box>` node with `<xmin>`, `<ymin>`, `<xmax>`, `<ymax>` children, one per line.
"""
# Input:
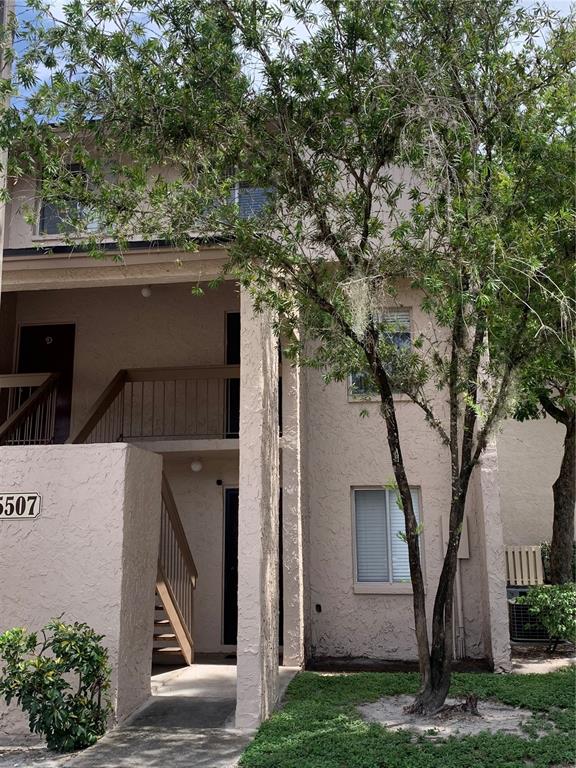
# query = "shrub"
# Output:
<box><xmin>518</xmin><ymin>584</ymin><xmax>576</xmax><ymax>646</ymax></box>
<box><xmin>0</xmin><ymin>619</ymin><xmax>112</xmax><ymax>752</ymax></box>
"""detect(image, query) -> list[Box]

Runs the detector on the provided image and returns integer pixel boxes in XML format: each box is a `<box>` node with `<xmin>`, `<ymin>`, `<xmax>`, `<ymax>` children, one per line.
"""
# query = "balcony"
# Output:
<box><xmin>0</xmin><ymin>366</ymin><xmax>240</xmax><ymax>449</ymax></box>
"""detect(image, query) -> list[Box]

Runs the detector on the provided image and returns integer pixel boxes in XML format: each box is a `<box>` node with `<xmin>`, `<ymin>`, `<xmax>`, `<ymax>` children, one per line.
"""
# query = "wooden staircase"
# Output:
<box><xmin>154</xmin><ymin>474</ymin><xmax>198</xmax><ymax>665</ymax></box>
<box><xmin>153</xmin><ymin>590</ymin><xmax>188</xmax><ymax>666</ymax></box>
<box><xmin>0</xmin><ymin>367</ymin><xmax>200</xmax><ymax>668</ymax></box>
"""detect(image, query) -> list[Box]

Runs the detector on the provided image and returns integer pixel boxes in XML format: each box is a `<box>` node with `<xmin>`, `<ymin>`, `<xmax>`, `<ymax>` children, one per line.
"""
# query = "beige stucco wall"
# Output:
<box><xmin>164</xmin><ymin>454</ymin><xmax>238</xmax><ymax>653</ymax></box>
<box><xmin>497</xmin><ymin>417</ymin><xmax>565</xmax><ymax>546</ymax></box>
<box><xmin>0</xmin><ymin>443</ymin><xmax>162</xmax><ymax>744</ymax></box>
<box><xmin>4</xmin><ymin>281</ymin><xmax>239</xmax><ymax>435</ymax></box>
<box><xmin>4</xmin><ymin>175</ymin><xmax>38</xmax><ymax>251</ymax></box>
<box><xmin>303</xmin><ymin>285</ymin><xmax>489</xmax><ymax>662</ymax></box>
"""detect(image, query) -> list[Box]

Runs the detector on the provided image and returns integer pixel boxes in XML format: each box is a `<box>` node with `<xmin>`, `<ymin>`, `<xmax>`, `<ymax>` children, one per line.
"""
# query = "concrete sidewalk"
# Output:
<box><xmin>0</xmin><ymin>665</ymin><xmax>298</xmax><ymax>768</ymax></box>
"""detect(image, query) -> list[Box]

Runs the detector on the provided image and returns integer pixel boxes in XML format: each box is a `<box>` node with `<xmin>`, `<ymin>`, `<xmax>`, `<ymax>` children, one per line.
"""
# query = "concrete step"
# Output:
<box><xmin>152</xmin><ymin>646</ymin><xmax>186</xmax><ymax>665</ymax></box>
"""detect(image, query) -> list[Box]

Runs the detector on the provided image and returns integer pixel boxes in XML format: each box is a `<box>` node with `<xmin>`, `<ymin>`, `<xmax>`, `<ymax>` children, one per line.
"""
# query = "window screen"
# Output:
<box><xmin>348</xmin><ymin>308</ymin><xmax>412</xmax><ymax>397</ymax></box>
<box><xmin>354</xmin><ymin>487</ymin><xmax>421</xmax><ymax>584</ymax></box>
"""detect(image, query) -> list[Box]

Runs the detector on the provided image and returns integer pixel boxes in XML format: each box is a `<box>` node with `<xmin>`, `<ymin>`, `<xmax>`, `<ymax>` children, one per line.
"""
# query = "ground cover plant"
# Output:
<box><xmin>239</xmin><ymin>670</ymin><xmax>576</xmax><ymax>768</ymax></box>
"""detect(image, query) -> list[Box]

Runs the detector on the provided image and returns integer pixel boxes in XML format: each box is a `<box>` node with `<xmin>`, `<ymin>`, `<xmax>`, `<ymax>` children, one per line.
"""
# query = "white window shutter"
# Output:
<box><xmin>382</xmin><ymin>308</ymin><xmax>411</xmax><ymax>330</ymax></box>
<box><xmin>389</xmin><ymin>489</ymin><xmax>420</xmax><ymax>582</ymax></box>
<box><xmin>354</xmin><ymin>490</ymin><xmax>389</xmax><ymax>582</ymax></box>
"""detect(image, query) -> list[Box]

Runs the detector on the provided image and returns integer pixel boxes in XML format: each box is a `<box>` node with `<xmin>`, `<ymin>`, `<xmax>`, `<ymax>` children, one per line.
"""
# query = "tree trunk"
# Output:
<box><xmin>408</xmin><ymin>483</ymin><xmax>470</xmax><ymax>714</ymax></box>
<box><xmin>368</xmin><ymin>350</ymin><xmax>431</xmax><ymax>688</ymax></box>
<box><xmin>550</xmin><ymin>414</ymin><xmax>575</xmax><ymax>585</ymax></box>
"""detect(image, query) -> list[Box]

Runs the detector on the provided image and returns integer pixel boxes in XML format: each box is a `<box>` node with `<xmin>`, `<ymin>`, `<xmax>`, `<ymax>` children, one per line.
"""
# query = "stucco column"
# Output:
<box><xmin>236</xmin><ymin>287</ymin><xmax>280</xmax><ymax>729</ymax></box>
<box><xmin>281</xmin><ymin>355</ymin><xmax>306</xmax><ymax>667</ymax></box>
<box><xmin>476</xmin><ymin>442</ymin><xmax>512</xmax><ymax>672</ymax></box>
<box><xmin>0</xmin><ymin>444</ymin><xmax>162</xmax><ymax>743</ymax></box>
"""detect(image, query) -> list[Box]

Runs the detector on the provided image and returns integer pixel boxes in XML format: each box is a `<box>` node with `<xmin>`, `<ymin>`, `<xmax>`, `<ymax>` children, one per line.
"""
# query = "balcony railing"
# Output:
<box><xmin>69</xmin><ymin>365</ymin><xmax>240</xmax><ymax>445</ymax></box>
<box><xmin>0</xmin><ymin>373</ymin><xmax>60</xmax><ymax>446</ymax></box>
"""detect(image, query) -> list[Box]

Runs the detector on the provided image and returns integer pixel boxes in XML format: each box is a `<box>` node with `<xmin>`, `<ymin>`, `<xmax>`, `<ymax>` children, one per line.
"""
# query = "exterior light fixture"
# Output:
<box><xmin>141</xmin><ymin>285</ymin><xmax>152</xmax><ymax>298</ymax></box>
<box><xmin>190</xmin><ymin>460</ymin><xmax>203</xmax><ymax>473</ymax></box>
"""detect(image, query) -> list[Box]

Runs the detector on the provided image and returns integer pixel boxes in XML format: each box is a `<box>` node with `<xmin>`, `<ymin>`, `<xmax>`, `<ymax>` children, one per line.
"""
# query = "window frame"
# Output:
<box><xmin>35</xmin><ymin>164</ymin><xmax>102</xmax><ymax>239</ymax></box>
<box><xmin>351</xmin><ymin>485</ymin><xmax>424</xmax><ymax>595</ymax></box>
<box><xmin>347</xmin><ymin>307</ymin><xmax>413</xmax><ymax>403</ymax></box>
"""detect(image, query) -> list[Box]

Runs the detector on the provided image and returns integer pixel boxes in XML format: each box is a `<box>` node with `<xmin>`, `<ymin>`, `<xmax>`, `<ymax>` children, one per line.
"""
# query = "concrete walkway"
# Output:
<box><xmin>0</xmin><ymin>665</ymin><xmax>298</xmax><ymax>768</ymax></box>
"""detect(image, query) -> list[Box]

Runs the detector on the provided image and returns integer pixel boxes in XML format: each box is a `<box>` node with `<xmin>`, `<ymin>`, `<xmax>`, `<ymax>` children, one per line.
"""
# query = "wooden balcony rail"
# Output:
<box><xmin>156</xmin><ymin>474</ymin><xmax>198</xmax><ymax>664</ymax></box>
<box><xmin>0</xmin><ymin>373</ymin><xmax>60</xmax><ymax>446</ymax></box>
<box><xmin>506</xmin><ymin>545</ymin><xmax>545</xmax><ymax>586</ymax></box>
<box><xmin>69</xmin><ymin>365</ymin><xmax>240</xmax><ymax>445</ymax></box>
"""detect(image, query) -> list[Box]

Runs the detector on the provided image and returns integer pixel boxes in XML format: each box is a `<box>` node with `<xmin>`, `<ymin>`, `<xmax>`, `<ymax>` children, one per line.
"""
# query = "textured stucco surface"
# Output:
<box><xmin>5</xmin><ymin>281</ymin><xmax>240</xmax><ymax>436</ymax></box>
<box><xmin>472</xmin><ymin>444</ymin><xmax>512</xmax><ymax>672</ymax></box>
<box><xmin>163</xmin><ymin>455</ymin><xmax>239</xmax><ymax>653</ymax></box>
<box><xmin>281</xmin><ymin>357</ymin><xmax>305</xmax><ymax>668</ymax></box>
<box><xmin>304</xmin><ymin>286</ymin><xmax>455</xmax><ymax>661</ymax></box>
<box><xmin>497</xmin><ymin>418</ymin><xmax>565</xmax><ymax>545</ymax></box>
<box><xmin>1</xmin><ymin>274</ymin><xmax>561</xmax><ymax>681</ymax></box>
<box><xmin>236</xmin><ymin>289</ymin><xmax>280</xmax><ymax>729</ymax></box>
<box><xmin>0</xmin><ymin>444</ymin><xmax>162</xmax><ymax>743</ymax></box>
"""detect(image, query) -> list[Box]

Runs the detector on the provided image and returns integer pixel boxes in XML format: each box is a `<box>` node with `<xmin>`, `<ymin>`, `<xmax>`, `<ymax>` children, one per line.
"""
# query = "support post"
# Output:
<box><xmin>281</xmin><ymin>352</ymin><xmax>305</xmax><ymax>667</ymax></box>
<box><xmin>476</xmin><ymin>442</ymin><xmax>512</xmax><ymax>672</ymax></box>
<box><xmin>236</xmin><ymin>287</ymin><xmax>280</xmax><ymax>729</ymax></box>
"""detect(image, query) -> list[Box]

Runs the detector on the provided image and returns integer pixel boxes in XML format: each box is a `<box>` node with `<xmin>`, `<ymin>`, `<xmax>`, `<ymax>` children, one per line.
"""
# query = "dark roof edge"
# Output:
<box><xmin>3</xmin><ymin>236</ymin><xmax>230</xmax><ymax>258</ymax></box>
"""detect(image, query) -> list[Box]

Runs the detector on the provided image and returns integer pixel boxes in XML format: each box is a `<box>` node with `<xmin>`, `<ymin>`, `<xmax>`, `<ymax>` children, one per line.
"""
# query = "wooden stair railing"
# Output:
<box><xmin>69</xmin><ymin>372</ymin><xmax>199</xmax><ymax>666</ymax></box>
<box><xmin>156</xmin><ymin>474</ymin><xmax>198</xmax><ymax>665</ymax></box>
<box><xmin>0</xmin><ymin>373</ymin><xmax>60</xmax><ymax>446</ymax></box>
<box><xmin>68</xmin><ymin>370</ymin><xmax>128</xmax><ymax>444</ymax></box>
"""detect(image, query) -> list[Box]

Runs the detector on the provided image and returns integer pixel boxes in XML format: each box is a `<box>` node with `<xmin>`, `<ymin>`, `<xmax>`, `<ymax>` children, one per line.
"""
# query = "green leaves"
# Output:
<box><xmin>518</xmin><ymin>584</ymin><xmax>576</xmax><ymax>643</ymax></box>
<box><xmin>0</xmin><ymin>620</ymin><xmax>112</xmax><ymax>753</ymax></box>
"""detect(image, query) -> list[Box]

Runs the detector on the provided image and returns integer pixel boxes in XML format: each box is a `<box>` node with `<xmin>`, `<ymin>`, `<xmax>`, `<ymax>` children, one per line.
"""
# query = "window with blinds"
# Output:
<box><xmin>238</xmin><ymin>183</ymin><xmax>272</xmax><ymax>219</ymax></box>
<box><xmin>39</xmin><ymin>164</ymin><xmax>101</xmax><ymax>236</ymax></box>
<box><xmin>348</xmin><ymin>308</ymin><xmax>412</xmax><ymax>398</ymax></box>
<box><xmin>353</xmin><ymin>487</ymin><xmax>420</xmax><ymax>584</ymax></box>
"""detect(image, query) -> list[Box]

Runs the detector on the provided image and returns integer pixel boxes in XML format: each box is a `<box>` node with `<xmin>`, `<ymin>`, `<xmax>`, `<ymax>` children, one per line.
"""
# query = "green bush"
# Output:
<box><xmin>518</xmin><ymin>584</ymin><xmax>576</xmax><ymax>644</ymax></box>
<box><xmin>0</xmin><ymin>619</ymin><xmax>112</xmax><ymax>752</ymax></box>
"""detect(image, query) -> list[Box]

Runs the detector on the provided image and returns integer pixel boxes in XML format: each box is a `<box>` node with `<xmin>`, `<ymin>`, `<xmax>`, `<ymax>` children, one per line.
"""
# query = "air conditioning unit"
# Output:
<box><xmin>507</xmin><ymin>586</ymin><xmax>549</xmax><ymax>642</ymax></box>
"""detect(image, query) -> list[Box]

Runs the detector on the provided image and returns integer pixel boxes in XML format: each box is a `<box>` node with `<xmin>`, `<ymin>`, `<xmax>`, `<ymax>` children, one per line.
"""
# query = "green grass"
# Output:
<box><xmin>239</xmin><ymin>669</ymin><xmax>576</xmax><ymax>768</ymax></box>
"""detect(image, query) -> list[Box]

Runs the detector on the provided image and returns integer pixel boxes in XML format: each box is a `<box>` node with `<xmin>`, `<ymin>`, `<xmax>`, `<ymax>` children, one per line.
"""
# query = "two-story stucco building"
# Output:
<box><xmin>0</xmin><ymin>169</ymin><xmax>566</xmax><ymax>739</ymax></box>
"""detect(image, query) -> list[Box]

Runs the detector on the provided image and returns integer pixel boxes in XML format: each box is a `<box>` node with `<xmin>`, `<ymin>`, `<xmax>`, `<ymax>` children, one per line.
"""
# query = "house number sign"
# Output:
<box><xmin>0</xmin><ymin>493</ymin><xmax>42</xmax><ymax>519</ymax></box>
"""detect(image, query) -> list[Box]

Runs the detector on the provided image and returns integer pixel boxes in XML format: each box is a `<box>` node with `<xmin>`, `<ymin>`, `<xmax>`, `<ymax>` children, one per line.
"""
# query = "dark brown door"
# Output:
<box><xmin>222</xmin><ymin>487</ymin><xmax>284</xmax><ymax>647</ymax></box>
<box><xmin>223</xmin><ymin>487</ymin><xmax>239</xmax><ymax>645</ymax></box>
<box><xmin>17</xmin><ymin>324</ymin><xmax>76</xmax><ymax>443</ymax></box>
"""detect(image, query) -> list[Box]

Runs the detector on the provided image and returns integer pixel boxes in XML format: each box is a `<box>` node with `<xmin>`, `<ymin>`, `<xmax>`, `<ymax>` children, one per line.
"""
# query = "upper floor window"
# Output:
<box><xmin>38</xmin><ymin>165</ymin><xmax>100</xmax><ymax>236</ymax></box>
<box><xmin>238</xmin><ymin>183</ymin><xmax>271</xmax><ymax>219</ymax></box>
<box><xmin>348</xmin><ymin>308</ymin><xmax>412</xmax><ymax>398</ymax></box>
<box><xmin>353</xmin><ymin>486</ymin><xmax>421</xmax><ymax>589</ymax></box>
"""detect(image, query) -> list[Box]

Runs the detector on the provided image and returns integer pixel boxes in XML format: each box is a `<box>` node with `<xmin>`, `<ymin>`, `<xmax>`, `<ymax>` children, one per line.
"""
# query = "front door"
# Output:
<box><xmin>223</xmin><ymin>488</ymin><xmax>239</xmax><ymax>645</ymax></box>
<box><xmin>222</xmin><ymin>487</ymin><xmax>284</xmax><ymax>647</ymax></box>
<box><xmin>17</xmin><ymin>324</ymin><xmax>76</xmax><ymax>443</ymax></box>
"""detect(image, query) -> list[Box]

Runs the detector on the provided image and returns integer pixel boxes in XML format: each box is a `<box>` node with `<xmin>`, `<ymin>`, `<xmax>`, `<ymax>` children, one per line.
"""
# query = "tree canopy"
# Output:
<box><xmin>1</xmin><ymin>0</ymin><xmax>575</xmax><ymax>712</ymax></box>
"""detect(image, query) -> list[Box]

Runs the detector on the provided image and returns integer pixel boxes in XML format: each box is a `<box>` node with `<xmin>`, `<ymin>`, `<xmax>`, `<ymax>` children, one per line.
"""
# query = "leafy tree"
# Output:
<box><xmin>510</xmin><ymin>106</ymin><xmax>575</xmax><ymax>585</ymax></box>
<box><xmin>1</xmin><ymin>0</ymin><xmax>574</xmax><ymax>713</ymax></box>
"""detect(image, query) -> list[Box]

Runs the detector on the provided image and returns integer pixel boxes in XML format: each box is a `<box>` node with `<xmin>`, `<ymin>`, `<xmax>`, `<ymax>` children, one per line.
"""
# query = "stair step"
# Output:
<box><xmin>154</xmin><ymin>646</ymin><xmax>183</xmax><ymax>654</ymax></box>
<box><xmin>154</xmin><ymin>633</ymin><xmax>177</xmax><ymax>641</ymax></box>
<box><xmin>154</xmin><ymin>619</ymin><xmax>171</xmax><ymax>627</ymax></box>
